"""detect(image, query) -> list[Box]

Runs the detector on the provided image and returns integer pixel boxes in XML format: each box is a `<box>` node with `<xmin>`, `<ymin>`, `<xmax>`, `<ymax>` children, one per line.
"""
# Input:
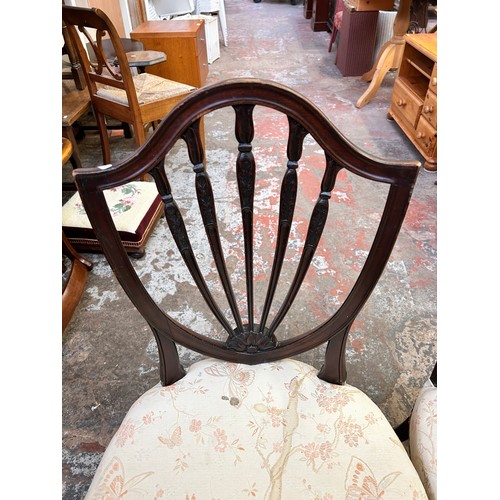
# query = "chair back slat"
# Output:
<box><xmin>258</xmin><ymin>117</ymin><xmax>308</xmax><ymax>334</ymax></box>
<box><xmin>267</xmin><ymin>155</ymin><xmax>343</xmax><ymax>336</ymax></box>
<box><xmin>234</xmin><ymin>105</ymin><xmax>257</xmax><ymax>331</ymax></box>
<box><xmin>150</xmin><ymin>161</ymin><xmax>235</xmax><ymax>337</ymax></box>
<box><xmin>183</xmin><ymin>121</ymin><xmax>245</xmax><ymax>333</ymax></box>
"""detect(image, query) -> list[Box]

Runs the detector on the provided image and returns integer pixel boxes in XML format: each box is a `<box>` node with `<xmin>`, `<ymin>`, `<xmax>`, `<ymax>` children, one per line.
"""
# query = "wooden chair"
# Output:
<box><xmin>72</xmin><ymin>79</ymin><xmax>428</xmax><ymax>497</ymax></box>
<box><xmin>62</xmin><ymin>5</ymin><xmax>197</xmax><ymax>165</ymax></box>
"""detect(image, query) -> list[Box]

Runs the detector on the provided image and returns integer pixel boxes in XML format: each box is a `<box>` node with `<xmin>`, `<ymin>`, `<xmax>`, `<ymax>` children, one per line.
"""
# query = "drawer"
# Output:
<box><xmin>415</xmin><ymin>115</ymin><xmax>437</xmax><ymax>156</ymax></box>
<box><xmin>429</xmin><ymin>63</ymin><xmax>437</xmax><ymax>93</ymax></box>
<box><xmin>390</xmin><ymin>78</ymin><xmax>423</xmax><ymax>129</ymax></box>
<box><xmin>196</xmin><ymin>33</ymin><xmax>209</xmax><ymax>83</ymax></box>
<box><xmin>421</xmin><ymin>90</ymin><xmax>437</xmax><ymax>129</ymax></box>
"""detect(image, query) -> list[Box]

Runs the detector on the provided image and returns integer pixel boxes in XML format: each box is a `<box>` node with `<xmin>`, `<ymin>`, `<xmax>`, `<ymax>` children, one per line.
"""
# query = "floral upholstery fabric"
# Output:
<box><xmin>62</xmin><ymin>182</ymin><xmax>159</xmax><ymax>233</ymax></box>
<box><xmin>86</xmin><ymin>359</ymin><xmax>427</xmax><ymax>499</ymax></box>
<box><xmin>96</xmin><ymin>73</ymin><xmax>195</xmax><ymax>106</ymax></box>
<box><xmin>410</xmin><ymin>383</ymin><xmax>437</xmax><ymax>500</ymax></box>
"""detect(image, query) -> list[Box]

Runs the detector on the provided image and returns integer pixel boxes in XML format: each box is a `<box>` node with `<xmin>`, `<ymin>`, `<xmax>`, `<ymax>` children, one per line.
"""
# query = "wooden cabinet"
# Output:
<box><xmin>388</xmin><ymin>33</ymin><xmax>437</xmax><ymax>171</ymax></box>
<box><xmin>311</xmin><ymin>0</ymin><xmax>330</xmax><ymax>31</ymax></box>
<box><xmin>130</xmin><ymin>20</ymin><xmax>209</xmax><ymax>88</ymax></box>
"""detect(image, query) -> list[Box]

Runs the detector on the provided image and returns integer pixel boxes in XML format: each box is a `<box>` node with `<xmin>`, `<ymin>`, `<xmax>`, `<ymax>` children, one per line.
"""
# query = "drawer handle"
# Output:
<box><xmin>431</xmin><ymin>77</ymin><xmax>437</xmax><ymax>86</ymax></box>
<box><xmin>416</xmin><ymin>131</ymin><xmax>425</xmax><ymax>139</ymax></box>
<box><xmin>397</xmin><ymin>99</ymin><xmax>406</xmax><ymax>107</ymax></box>
<box><xmin>200</xmin><ymin>38</ymin><xmax>205</xmax><ymax>41</ymax></box>
<box><xmin>423</xmin><ymin>105</ymin><xmax>434</xmax><ymax>114</ymax></box>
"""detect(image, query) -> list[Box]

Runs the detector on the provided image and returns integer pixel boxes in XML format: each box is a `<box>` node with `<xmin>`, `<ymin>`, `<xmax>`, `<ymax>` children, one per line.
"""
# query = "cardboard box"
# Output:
<box><xmin>345</xmin><ymin>0</ymin><xmax>394</xmax><ymax>11</ymax></box>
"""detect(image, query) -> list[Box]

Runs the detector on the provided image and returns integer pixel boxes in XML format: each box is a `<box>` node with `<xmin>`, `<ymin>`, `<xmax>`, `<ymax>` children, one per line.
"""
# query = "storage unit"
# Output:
<box><xmin>130</xmin><ymin>19</ymin><xmax>209</xmax><ymax>87</ymax></box>
<box><xmin>387</xmin><ymin>33</ymin><xmax>437</xmax><ymax>171</ymax></box>
<box><xmin>335</xmin><ymin>4</ymin><xmax>378</xmax><ymax>76</ymax></box>
<box><xmin>310</xmin><ymin>0</ymin><xmax>330</xmax><ymax>31</ymax></box>
<box><xmin>175</xmin><ymin>14</ymin><xmax>220</xmax><ymax>63</ymax></box>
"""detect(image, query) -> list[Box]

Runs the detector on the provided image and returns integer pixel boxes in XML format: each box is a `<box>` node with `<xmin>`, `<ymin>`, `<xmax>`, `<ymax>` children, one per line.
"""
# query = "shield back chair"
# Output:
<box><xmin>62</xmin><ymin>5</ymin><xmax>197</xmax><ymax>166</ymax></box>
<box><xmin>72</xmin><ymin>79</ymin><xmax>429</xmax><ymax>498</ymax></box>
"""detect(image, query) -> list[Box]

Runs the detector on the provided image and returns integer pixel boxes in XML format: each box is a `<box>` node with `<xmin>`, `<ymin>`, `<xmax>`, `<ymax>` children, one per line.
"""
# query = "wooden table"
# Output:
<box><xmin>112</xmin><ymin>50</ymin><xmax>166</xmax><ymax>72</ymax></box>
<box><xmin>355</xmin><ymin>0</ymin><xmax>411</xmax><ymax>108</ymax></box>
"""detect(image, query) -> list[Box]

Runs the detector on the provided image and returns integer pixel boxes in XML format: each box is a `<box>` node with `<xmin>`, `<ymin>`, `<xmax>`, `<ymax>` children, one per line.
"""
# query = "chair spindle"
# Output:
<box><xmin>267</xmin><ymin>154</ymin><xmax>342</xmax><ymax>337</ymax></box>
<box><xmin>150</xmin><ymin>159</ymin><xmax>235</xmax><ymax>337</ymax></box>
<box><xmin>234</xmin><ymin>104</ymin><xmax>256</xmax><ymax>332</ymax></box>
<box><xmin>259</xmin><ymin>117</ymin><xmax>309</xmax><ymax>335</ymax></box>
<box><xmin>182</xmin><ymin>121</ymin><xmax>245</xmax><ymax>334</ymax></box>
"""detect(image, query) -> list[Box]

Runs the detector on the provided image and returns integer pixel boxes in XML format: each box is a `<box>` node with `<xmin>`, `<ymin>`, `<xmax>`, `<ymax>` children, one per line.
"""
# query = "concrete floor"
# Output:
<box><xmin>62</xmin><ymin>2</ymin><xmax>437</xmax><ymax>498</ymax></box>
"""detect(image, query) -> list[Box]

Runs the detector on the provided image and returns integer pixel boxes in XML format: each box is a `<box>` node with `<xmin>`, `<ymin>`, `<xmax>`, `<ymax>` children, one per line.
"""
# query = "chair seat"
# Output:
<box><xmin>410</xmin><ymin>383</ymin><xmax>437</xmax><ymax>500</ymax></box>
<box><xmin>86</xmin><ymin>358</ymin><xmax>427</xmax><ymax>498</ymax></box>
<box><xmin>62</xmin><ymin>181</ymin><xmax>163</xmax><ymax>256</ymax></box>
<box><xmin>96</xmin><ymin>72</ymin><xmax>195</xmax><ymax>106</ymax></box>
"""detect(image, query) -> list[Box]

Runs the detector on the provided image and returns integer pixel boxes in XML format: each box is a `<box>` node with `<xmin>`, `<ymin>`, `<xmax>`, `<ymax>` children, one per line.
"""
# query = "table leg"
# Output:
<box><xmin>355</xmin><ymin>0</ymin><xmax>411</xmax><ymax>109</ymax></box>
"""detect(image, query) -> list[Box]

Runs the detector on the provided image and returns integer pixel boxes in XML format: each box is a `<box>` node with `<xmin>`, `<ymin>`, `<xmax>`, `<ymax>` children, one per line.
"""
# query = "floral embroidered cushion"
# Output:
<box><xmin>410</xmin><ymin>383</ymin><xmax>437</xmax><ymax>500</ymax></box>
<box><xmin>85</xmin><ymin>358</ymin><xmax>428</xmax><ymax>499</ymax></box>
<box><xmin>62</xmin><ymin>181</ymin><xmax>163</xmax><ymax>255</ymax></box>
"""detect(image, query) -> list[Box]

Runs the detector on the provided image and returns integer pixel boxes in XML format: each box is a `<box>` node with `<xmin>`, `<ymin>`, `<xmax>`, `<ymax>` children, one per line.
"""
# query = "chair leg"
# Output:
<box><xmin>328</xmin><ymin>27</ymin><xmax>338</xmax><ymax>53</ymax></box>
<box><xmin>95</xmin><ymin>112</ymin><xmax>112</xmax><ymax>165</ymax></box>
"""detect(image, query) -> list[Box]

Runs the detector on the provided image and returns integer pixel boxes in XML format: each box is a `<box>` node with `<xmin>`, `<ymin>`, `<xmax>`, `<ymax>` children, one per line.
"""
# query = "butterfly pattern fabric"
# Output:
<box><xmin>85</xmin><ymin>359</ymin><xmax>428</xmax><ymax>499</ymax></box>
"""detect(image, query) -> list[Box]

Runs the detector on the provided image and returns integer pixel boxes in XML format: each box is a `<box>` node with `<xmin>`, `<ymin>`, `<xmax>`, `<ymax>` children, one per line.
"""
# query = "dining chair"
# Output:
<box><xmin>62</xmin><ymin>5</ymin><xmax>197</xmax><ymax>165</ymax></box>
<box><xmin>72</xmin><ymin>78</ymin><xmax>429</xmax><ymax>498</ymax></box>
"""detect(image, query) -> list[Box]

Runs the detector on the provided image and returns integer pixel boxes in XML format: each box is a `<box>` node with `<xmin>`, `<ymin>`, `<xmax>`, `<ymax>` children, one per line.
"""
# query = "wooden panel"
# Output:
<box><xmin>421</xmin><ymin>90</ymin><xmax>437</xmax><ymax>129</ymax></box>
<box><xmin>88</xmin><ymin>0</ymin><xmax>127</xmax><ymax>37</ymax></box>
<box><xmin>390</xmin><ymin>78</ymin><xmax>422</xmax><ymax>129</ymax></box>
<box><xmin>311</xmin><ymin>0</ymin><xmax>330</xmax><ymax>31</ymax></box>
<box><xmin>347</xmin><ymin>0</ymin><xmax>394</xmax><ymax>11</ymax></box>
<box><xmin>131</xmin><ymin>20</ymin><xmax>208</xmax><ymax>87</ymax></box>
<box><xmin>415</xmin><ymin>116</ymin><xmax>437</xmax><ymax>156</ymax></box>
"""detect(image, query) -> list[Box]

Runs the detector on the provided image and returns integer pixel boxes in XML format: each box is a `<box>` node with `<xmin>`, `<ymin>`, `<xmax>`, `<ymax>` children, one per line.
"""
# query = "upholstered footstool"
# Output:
<box><xmin>62</xmin><ymin>181</ymin><xmax>163</xmax><ymax>257</ymax></box>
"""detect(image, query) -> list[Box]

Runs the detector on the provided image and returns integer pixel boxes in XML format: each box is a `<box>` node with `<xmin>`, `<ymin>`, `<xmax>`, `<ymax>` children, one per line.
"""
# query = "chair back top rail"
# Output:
<box><xmin>74</xmin><ymin>79</ymin><xmax>420</xmax><ymax>385</ymax></box>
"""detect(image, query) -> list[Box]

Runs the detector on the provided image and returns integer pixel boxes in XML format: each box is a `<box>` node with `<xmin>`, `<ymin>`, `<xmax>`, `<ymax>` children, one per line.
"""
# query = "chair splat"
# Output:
<box><xmin>73</xmin><ymin>78</ymin><xmax>420</xmax><ymax>385</ymax></box>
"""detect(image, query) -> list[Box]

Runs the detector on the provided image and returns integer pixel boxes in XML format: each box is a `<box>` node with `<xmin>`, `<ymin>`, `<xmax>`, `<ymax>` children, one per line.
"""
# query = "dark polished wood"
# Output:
<box><xmin>311</xmin><ymin>0</ymin><xmax>330</xmax><ymax>32</ymax></box>
<box><xmin>73</xmin><ymin>79</ymin><xmax>420</xmax><ymax>387</ymax></box>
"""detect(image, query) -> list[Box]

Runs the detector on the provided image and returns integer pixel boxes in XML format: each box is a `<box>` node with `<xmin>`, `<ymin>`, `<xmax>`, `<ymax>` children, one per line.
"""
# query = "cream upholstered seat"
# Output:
<box><xmin>86</xmin><ymin>358</ymin><xmax>427</xmax><ymax>498</ymax></box>
<box><xmin>71</xmin><ymin>79</ymin><xmax>430</xmax><ymax>499</ymax></box>
<box><xmin>410</xmin><ymin>382</ymin><xmax>437</xmax><ymax>500</ymax></box>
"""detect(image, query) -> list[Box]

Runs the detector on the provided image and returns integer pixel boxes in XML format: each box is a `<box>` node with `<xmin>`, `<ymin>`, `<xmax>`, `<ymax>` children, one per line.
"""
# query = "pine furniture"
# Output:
<box><xmin>387</xmin><ymin>33</ymin><xmax>437</xmax><ymax>171</ymax></box>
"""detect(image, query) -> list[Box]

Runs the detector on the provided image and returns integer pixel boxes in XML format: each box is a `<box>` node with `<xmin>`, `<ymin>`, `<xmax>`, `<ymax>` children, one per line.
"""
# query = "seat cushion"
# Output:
<box><xmin>85</xmin><ymin>358</ymin><xmax>427</xmax><ymax>498</ymax></box>
<box><xmin>62</xmin><ymin>181</ymin><xmax>163</xmax><ymax>255</ymax></box>
<box><xmin>410</xmin><ymin>383</ymin><xmax>437</xmax><ymax>500</ymax></box>
<box><xmin>96</xmin><ymin>73</ymin><xmax>195</xmax><ymax>106</ymax></box>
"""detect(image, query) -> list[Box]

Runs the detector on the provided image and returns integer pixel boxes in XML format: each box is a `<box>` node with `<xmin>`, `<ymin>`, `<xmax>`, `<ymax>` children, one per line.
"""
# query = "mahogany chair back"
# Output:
<box><xmin>73</xmin><ymin>79</ymin><xmax>420</xmax><ymax>386</ymax></box>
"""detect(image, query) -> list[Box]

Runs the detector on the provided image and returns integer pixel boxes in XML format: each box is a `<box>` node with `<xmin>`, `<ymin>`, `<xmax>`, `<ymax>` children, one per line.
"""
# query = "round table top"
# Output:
<box><xmin>112</xmin><ymin>50</ymin><xmax>167</xmax><ymax>68</ymax></box>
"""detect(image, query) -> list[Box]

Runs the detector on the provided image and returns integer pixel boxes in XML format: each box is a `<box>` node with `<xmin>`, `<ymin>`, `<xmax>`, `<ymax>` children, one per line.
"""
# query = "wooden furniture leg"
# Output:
<box><xmin>62</xmin><ymin>138</ymin><xmax>93</xmax><ymax>333</ymax></box>
<box><xmin>63</xmin><ymin>232</ymin><xmax>93</xmax><ymax>332</ymax></box>
<box><xmin>355</xmin><ymin>0</ymin><xmax>411</xmax><ymax>109</ymax></box>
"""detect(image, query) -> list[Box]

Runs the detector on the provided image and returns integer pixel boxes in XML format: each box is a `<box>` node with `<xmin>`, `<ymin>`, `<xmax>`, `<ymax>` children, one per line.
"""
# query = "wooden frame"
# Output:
<box><xmin>73</xmin><ymin>79</ymin><xmax>420</xmax><ymax>387</ymax></box>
